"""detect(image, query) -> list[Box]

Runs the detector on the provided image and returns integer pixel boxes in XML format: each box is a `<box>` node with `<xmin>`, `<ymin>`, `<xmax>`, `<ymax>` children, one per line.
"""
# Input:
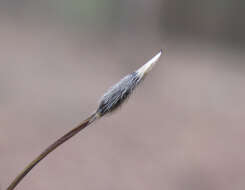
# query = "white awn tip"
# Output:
<box><xmin>136</xmin><ymin>50</ymin><xmax>162</xmax><ymax>77</ymax></box>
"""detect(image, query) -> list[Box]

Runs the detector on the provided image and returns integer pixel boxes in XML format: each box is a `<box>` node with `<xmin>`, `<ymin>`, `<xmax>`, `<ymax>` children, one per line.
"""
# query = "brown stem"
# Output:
<box><xmin>7</xmin><ymin>113</ymin><xmax>98</xmax><ymax>190</ymax></box>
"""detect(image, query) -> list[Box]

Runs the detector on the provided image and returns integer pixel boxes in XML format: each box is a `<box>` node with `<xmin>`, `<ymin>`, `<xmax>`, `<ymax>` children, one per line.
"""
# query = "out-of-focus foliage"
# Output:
<box><xmin>1</xmin><ymin>0</ymin><xmax>244</xmax><ymax>47</ymax></box>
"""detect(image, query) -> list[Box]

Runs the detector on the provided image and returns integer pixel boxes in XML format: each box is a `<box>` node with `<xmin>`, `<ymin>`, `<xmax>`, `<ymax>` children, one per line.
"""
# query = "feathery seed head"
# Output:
<box><xmin>96</xmin><ymin>50</ymin><xmax>162</xmax><ymax>117</ymax></box>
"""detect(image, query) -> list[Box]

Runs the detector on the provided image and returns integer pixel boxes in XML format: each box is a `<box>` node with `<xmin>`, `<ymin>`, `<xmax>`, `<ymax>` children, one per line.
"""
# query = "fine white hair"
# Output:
<box><xmin>97</xmin><ymin>50</ymin><xmax>162</xmax><ymax>116</ymax></box>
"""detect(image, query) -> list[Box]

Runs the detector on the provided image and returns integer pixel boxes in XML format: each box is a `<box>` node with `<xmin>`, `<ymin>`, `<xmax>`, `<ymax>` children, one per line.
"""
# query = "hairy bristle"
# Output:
<box><xmin>96</xmin><ymin>50</ymin><xmax>162</xmax><ymax>117</ymax></box>
<box><xmin>97</xmin><ymin>72</ymin><xmax>140</xmax><ymax>116</ymax></box>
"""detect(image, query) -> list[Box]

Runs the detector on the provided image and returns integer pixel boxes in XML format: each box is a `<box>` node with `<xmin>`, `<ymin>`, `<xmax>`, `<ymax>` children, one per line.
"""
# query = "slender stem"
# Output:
<box><xmin>7</xmin><ymin>50</ymin><xmax>162</xmax><ymax>190</ymax></box>
<box><xmin>7</xmin><ymin>113</ymin><xmax>98</xmax><ymax>190</ymax></box>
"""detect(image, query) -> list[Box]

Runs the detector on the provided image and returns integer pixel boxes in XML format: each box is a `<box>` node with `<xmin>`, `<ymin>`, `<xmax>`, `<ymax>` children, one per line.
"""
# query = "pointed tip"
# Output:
<box><xmin>136</xmin><ymin>50</ymin><xmax>162</xmax><ymax>77</ymax></box>
<box><xmin>154</xmin><ymin>50</ymin><xmax>163</xmax><ymax>61</ymax></box>
<box><xmin>155</xmin><ymin>49</ymin><xmax>165</xmax><ymax>58</ymax></box>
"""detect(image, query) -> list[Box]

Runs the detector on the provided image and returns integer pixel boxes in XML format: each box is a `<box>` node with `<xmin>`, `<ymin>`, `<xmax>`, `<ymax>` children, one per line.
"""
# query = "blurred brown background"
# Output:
<box><xmin>1</xmin><ymin>0</ymin><xmax>245</xmax><ymax>189</ymax></box>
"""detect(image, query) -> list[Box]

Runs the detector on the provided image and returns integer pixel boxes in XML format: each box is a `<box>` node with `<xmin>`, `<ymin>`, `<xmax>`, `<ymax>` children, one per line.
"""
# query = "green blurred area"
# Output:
<box><xmin>0</xmin><ymin>0</ymin><xmax>244</xmax><ymax>47</ymax></box>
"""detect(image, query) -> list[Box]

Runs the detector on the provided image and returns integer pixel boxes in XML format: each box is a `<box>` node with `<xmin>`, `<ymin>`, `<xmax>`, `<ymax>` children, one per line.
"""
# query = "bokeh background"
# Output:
<box><xmin>1</xmin><ymin>0</ymin><xmax>245</xmax><ymax>189</ymax></box>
